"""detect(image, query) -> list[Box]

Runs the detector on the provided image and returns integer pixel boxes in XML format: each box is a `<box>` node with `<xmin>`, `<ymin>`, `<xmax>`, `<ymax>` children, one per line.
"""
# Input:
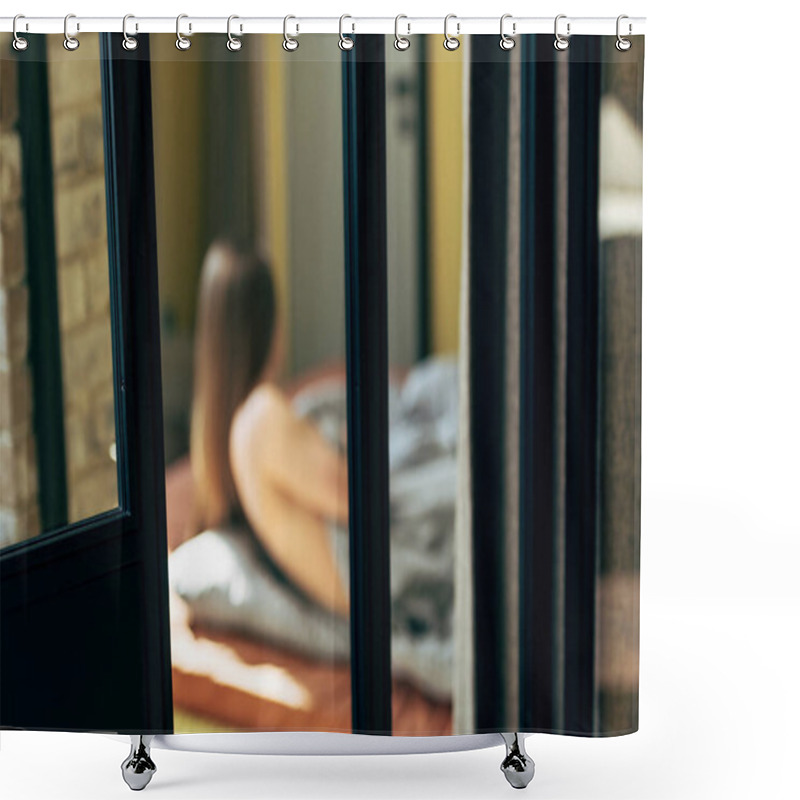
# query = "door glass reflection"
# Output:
<box><xmin>1</xmin><ymin>33</ymin><xmax>119</xmax><ymax>550</ymax></box>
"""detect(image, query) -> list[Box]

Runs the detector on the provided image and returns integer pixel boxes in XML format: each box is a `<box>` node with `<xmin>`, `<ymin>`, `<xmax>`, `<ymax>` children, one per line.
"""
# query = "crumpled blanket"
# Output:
<box><xmin>168</xmin><ymin>355</ymin><xmax>458</xmax><ymax>701</ymax></box>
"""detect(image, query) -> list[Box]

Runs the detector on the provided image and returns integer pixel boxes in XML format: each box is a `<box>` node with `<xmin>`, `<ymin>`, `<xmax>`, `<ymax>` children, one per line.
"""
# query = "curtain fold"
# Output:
<box><xmin>0</xmin><ymin>30</ymin><xmax>642</xmax><ymax>737</ymax></box>
<box><xmin>456</xmin><ymin>35</ymin><xmax>643</xmax><ymax>736</ymax></box>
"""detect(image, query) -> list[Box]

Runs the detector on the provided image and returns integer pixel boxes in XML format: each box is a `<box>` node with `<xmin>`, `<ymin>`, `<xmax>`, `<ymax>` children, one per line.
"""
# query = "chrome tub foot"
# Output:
<box><xmin>121</xmin><ymin>735</ymin><xmax>156</xmax><ymax>791</ymax></box>
<box><xmin>500</xmin><ymin>733</ymin><xmax>535</xmax><ymax>789</ymax></box>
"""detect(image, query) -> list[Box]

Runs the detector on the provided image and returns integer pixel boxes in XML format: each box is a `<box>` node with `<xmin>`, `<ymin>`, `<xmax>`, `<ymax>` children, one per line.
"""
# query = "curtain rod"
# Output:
<box><xmin>1</xmin><ymin>16</ymin><xmax>646</xmax><ymax>37</ymax></box>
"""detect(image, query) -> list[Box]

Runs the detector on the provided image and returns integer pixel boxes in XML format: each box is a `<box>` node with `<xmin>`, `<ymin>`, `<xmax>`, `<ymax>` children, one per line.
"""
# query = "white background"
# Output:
<box><xmin>2</xmin><ymin>0</ymin><xmax>799</xmax><ymax>798</ymax></box>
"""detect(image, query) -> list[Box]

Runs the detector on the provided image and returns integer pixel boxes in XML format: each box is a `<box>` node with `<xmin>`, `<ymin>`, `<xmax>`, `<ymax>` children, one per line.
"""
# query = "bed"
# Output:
<box><xmin>164</xmin><ymin>362</ymin><xmax>453</xmax><ymax>735</ymax></box>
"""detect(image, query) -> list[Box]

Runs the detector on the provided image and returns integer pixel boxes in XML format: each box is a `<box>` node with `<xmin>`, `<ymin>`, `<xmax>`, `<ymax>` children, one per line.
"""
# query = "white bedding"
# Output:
<box><xmin>168</xmin><ymin>356</ymin><xmax>459</xmax><ymax>701</ymax></box>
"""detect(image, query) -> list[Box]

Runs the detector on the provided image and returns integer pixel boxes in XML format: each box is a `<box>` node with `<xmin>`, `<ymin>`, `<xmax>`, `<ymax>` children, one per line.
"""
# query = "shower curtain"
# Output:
<box><xmin>0</xmin><ymin>27</ymin><xmax>643</xmax><ymax>740</ymax></box>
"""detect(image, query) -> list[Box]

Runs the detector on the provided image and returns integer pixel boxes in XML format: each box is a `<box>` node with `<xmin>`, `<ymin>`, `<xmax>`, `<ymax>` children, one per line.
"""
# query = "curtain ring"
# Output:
<box><xmin>616</xmin><ymin>14</ymin><xmax>632</xmax><ymax>51</ymax></box>
<box><xmin>339</xmin><ymin>14</ymin><xmax>355</xmax><ymax>51</ymax></box>
<box><xmin>443</xmin><ymin>14</ymin><xmax>460</xmax><ymax>51</ymax></box>
<box><xmin>283</xmin><ymin>15</ymin><xmax>299</xmax><ymax>51</ymax></box>
<box><xmin>394</xmin><ymin>14</ymin><xmax>411</xmax><ymax>51</ymax></box>
<box><xmin>227</xmin><ymin>15</ymin><xmax>242</xmax><ymax>51</ymax></box>
<box><xmin>122</xmin><ymin>14</ymin><xmax>138</xmax><ymax>51</ymax></box>
<box><xmin>499</xmin><ymin>14</ymin><xmax>516</xmax><ymax>51</ymax></box>
<box><xmin>63</xmin><ymin>13</ymin><xmax>80</xmax><ymax>51</ymax></box>
<box><xmin>12</xmin><ymin>15</ymin><xmax>28</xmax><ymax>52</ymax></box>
<box><xmin>553</xmin><ymin>14</ymin><xmax>570</xmax><ymax>51</ymax></box>
<box><xmin>176</xmin><ymin>14</ymin><xmax>191</xmax><ymax>50</ymax></box>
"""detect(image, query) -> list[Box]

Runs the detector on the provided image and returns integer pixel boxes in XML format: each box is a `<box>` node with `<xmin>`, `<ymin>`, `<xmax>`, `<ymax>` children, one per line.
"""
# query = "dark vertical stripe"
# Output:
<box><xmin>341</xmin><ymin>35</ymin><xmax>392</xmax><ymax>735</ymax></box>
<box><xmin>469</xmin><ymin>37</ymin><xmax>509</xmax><ymax>731</ymax></box>
<box><xmin>100</xmin><ymin>33</ymin><xmax>173</xmax><ymax>731</ymax></box>
<box><xmin>563</xmin><ymin>36</ymin><xmax>602</xmax><ymax>733</ymax></box>
<box><xmin>518</xmin><ymin>35</ymin><xmax>557</xmax><ymax>731</ymax></box>
<box><xmin>17</xmin><ymin>35</ymin><xmax>68</xmax><ymax>531</ymax></box>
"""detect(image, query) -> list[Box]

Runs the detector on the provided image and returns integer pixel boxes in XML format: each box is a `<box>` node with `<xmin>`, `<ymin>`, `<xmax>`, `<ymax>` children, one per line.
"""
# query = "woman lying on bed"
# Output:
<box><xmin>186</xmin><ymin>238</ymin><xmax>350</xmax><ymax>617</ymax></box>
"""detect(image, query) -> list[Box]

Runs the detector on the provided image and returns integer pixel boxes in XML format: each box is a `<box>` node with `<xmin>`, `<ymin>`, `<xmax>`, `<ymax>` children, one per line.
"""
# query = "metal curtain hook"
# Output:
<box><xmin>12</xmin><ymin>15</ymin><xmax>28</xmax><ymax>51</ymax></box>
<box><xmin>554</xmin><ymin>14</ymin><xmax>570</xmax><ymax>51</ymax></box>
<box><xmin>339</xmin><ymin>14</ymin><xmax>355</xmax><ymax>51</ymax></box>
<box><xmin>443</xmin><ymin>14</ymin><xmax>460</xmax><ymax>51</ymax></box>
<box><xmin>227</xmin><ymin>15</ymin><xmax>242</xmax><ymax>51</ymax></box>
<box><xmin>122</xmin><ymin>14</ymin><xmax>138</xmax><ymax>51</ymax></box>
<box><xmin>176</xmin><ymin>14</ymin><xmax>191</xmax><ymax>50</ymax></box>
<box><xmin>394</xmin><ymin>14</ymin><xmax>410</xmax><ymax>51</ymax></box>
<box><xmin>616</xmin><ymin>14</ymin><xmax>632</xmax><ymax>51</ymax></box>
<box><xmin>63</xmin><ymin>13</ymin><xmax>80</xmax><ymax>51</ymax></box>
<box><xmin>499</xmin><ymin>14</ymin><xmax>516</xmax><ymax>50</ymax></box>
<box><xmin>283</xmin><ymin>15</ymin><xmax>299</xmax><ymax>51</ymax></box>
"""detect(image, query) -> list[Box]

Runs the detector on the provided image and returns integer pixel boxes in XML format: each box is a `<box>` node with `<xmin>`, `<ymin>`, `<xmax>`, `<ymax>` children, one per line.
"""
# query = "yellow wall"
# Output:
<box><xmin>426</xmin><ymin>40</ymin><xmax>464</xmax><ymax>355</ymax></box>
<box><xmin>150</xmin><ymin>37</ymin><xmax>461</xmax><ymax>361</ymax></box>
<box><xmin>150</xmin><ymin>38</ymin><xmax>208</xmax><ymax>334</ymax></box>
<box><xmin>253</xmin><ymin>36</ymin><xmax>291</xmax><ymax>375</ymax></box>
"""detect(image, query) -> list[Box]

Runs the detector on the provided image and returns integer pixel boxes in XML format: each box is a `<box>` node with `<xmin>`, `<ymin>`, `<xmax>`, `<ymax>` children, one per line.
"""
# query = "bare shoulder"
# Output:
<box><xmin>229</xmin><ymin>383</ymin><xmax>294</xmax><ymax>471</ymax></box>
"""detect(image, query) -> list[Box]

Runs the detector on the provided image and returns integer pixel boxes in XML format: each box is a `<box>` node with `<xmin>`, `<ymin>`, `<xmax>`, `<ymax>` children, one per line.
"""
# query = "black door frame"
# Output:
<box><xmin>0</xmin><ymin>33</ymin><xmax>172</xmax><ymax>734</ymax></box>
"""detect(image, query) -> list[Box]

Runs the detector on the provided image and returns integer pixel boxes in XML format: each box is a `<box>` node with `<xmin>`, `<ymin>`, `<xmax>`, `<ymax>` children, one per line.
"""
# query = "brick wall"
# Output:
<box><xmin>0</xmin><ymin>36</ymin><xmax>117</xmax><ymax>547</ymax></box>
<box><xmin>46</xmin><ymin>35</ymin><xmax>117</xmax><ymax>523</ymax></box>
<box><xmin>0</xmin><ymin>44</ymin><xmax>39</xmax><ymax>547</ymax></box>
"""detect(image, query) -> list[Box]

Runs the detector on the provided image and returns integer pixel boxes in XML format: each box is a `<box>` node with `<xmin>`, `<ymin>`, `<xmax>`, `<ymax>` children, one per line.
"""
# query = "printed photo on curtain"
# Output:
<box><xmin>0</xmin><ymin>24</ymin><xmax>644</xmax><ymax>744</ymax></box>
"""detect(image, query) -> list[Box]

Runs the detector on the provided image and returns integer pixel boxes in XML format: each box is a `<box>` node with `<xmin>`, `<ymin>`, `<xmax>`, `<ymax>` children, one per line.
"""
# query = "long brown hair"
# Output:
<box><xmin>189</xmin><ymin>238</ymin><xmax>277</xmax><ymax>535</ymax></box>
